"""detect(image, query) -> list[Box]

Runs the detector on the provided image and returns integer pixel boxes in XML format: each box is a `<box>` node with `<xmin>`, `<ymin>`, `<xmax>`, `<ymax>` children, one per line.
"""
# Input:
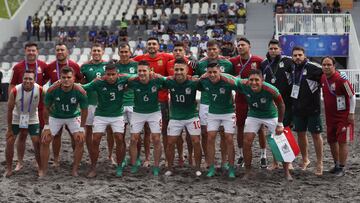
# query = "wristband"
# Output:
<box><xmin>277</xmin><ymin>122</ymin><xmax>284</xmax><ymax>127</ymax></box>
<box><xmin>43</xmin><ymin>124</ymin><xmax>50</xmax><ymax>130</ymax></box>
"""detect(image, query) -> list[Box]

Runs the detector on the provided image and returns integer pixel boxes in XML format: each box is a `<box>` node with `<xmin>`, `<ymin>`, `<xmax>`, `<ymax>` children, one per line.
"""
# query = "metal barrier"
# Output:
<box><xmin>339</xmin><ymin>69</ymin><xmax>360</xmax><ymax>98</ymax></box>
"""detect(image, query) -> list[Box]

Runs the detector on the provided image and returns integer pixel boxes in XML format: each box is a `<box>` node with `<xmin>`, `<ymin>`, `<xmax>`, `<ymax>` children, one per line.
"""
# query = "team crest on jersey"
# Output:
<box><xmin>205</xmin><ymin>87</ymin><xmax>209</xmax><ymax>91</ymax></box>
<box><xmin>251</xmin><ymin>62</ymin><xmax>257</xmax><ymax>69</ymax></box>
<box><xmin>89</xmin><ymin>68</ymin><xmax>94</xmax><ymax>71</ymax></box>
<box><xmin>279</xmin><ymin>62</ymin><xmax>284</xmax><ymax>68</ymax></box>
<box><xmin>185</xmin><ymin>88</ymin><xmax>191</xmax><ymax>94</ymax></box>
<box><xmin>157</xmin><ymin>60</ymin><xmax>163</xmax><ymax>66</ymax></box>
<box><xmin>56</xmin><ymin>97</ymin><xmax>60</xmax><ymax>101</ymax></box>
<box><xmin>103</xmin><ymin>66</ymin><xmax>106</xmax><ymax>70</ymax></box>
<box><xmin>129</xmin><ymin>67</ymin><xmax>135</xmax><ymax>73</ymax></box>
<box><xmin>71</xmin><ymin>97</ymin><xmax>77</xmax><ymax>104</ymax></box>
<box><xmin>151</xmin><ymin>86</ymin><xmax>157</xmax><ymax>93</ymax></box>
<box><xmin>118</xmin><ymin>84</ymin><xmax>124</xmax><ymax>91</ymax></box>
<box><xmin>102</xmin><ymin>87</ymin><xmax>107</xmax><ymax>91</ymax></box>
<box><xmin>247</xmin><ymin>94</ymin><xmax>251</xmax><ymax>98</ymax></box>
<box><xmin>260</xmin><ymin>98</ymin><xmax>266</xmax><ymax>103</ymax></box>
<box><xmin>303</xmin><ymin>69</ymin><xmax>307</xmax><ymax>75</ymax></box>
<box><xmin>220</xmin><ymin>66</ymin><xmax>225</xmax><ymax>72</ymax></box>
<box><xmin>219</xmin><ymin>88</ymin><xmax>225</xmax><ymax>94</ymax></box>
<box><xmin>136</xmin><ymin>89</ymin><xmax>141</xmax><ymax>92</ymax></box>
<box><xmin>171</xmin><ymin>88</ymin><xmax>175</xmax><ymax>92</ymax></box>
<box><xmin>252</xmin><ymin>102</ymin><xmax>258</xmax><ymax>108</ymax></box>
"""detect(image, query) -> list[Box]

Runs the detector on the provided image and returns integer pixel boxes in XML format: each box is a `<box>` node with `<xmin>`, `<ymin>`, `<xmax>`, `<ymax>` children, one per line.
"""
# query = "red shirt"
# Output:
<box><xmin>44</xmin><ymin>59</ymin><xmax>82</xmax><ymax>84</ymax></box>
<box><xmin>321</xmin><ymin>72</ymin><xmax>354</xmax><ymax>123</ymax></box>
<box><xmin>230</xmin><ymin>55</ymin><xmax>263</xmax><ymax>104</ymax></box>
<box><xmin>166</xmin><ymin>57</ymin><xmax>194</xmax><ymax>76</ymax></box>
<box><xmin>10</xmin><ymin>60</ymin><xmax>48</xmax><ymax>86</ymax></box>
<box><xmin>133</xmin><ymin>53</ymin><xmax>174</xmax><ymax>102</ymax></box>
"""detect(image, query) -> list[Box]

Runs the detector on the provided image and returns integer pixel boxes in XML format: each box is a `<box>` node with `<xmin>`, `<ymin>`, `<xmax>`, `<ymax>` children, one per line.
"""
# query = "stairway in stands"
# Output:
<box><xmin>244</xmin><ymin>3</ymin><xmax>275</xmax><ymax>57</ymax></box>
<box><xmin>351</xmin><ymin>1</ymin><xmax>360</xmax><ymax>39</ymax></box>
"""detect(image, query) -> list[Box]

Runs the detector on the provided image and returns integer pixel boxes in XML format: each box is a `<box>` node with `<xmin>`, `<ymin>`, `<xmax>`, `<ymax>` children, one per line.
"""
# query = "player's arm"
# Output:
<box><xmin>7</xmin><ymin>89</ymin><xmax>16</xmax><ymax>133</ymax></box>
<box><xmin>343</xmin><ymin>80</ymin><xmax>356</xmax><ymax>125</ymax></box>
<box><xmin>77</xmin><ymin>86</ymin><xmax>89</xmax><ymax>128</ymax></box>
<box><xmin>274</xmin><ymin>93</ymin><xmax>285</xmax><ymax>135</ymax></box>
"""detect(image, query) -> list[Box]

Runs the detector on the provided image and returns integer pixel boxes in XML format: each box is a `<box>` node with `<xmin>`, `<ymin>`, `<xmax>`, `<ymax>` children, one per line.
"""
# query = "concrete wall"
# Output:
<box><xmin>0</xmin><ymin>0</ymin><xmax>44</xmax><ymax>50</ymax></box>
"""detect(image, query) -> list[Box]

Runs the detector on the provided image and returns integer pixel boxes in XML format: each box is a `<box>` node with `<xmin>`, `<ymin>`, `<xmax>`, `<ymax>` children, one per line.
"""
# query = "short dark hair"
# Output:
<box><xmin>292</xmin><ymin>46</ymin><xmax>305</xmax><ymax>54</ymax></box>
<box><xmin>147</xmin><ymin>37</ymin><xmax>159</xmax><ymax>44</ymax></box>
<box><xmin>138</xmin><ymin>60</ymin><xmax>150</xmax><ymax>66</ymax></box>
<box><xmin>92</xmin><ymin>43</ymin><xmax>104</xmax><ymax>49</ymax></box>
<box><xmin>24</xmin><ymin>42</ymin><xmax>38</xmax><ymax>49</ymax></box>
<box><xmin>249</xmin><ymin>69</ymin><xmax>263</xmax><ymax>77</ymax></box>
<box><xmin>23</xmin><ymin>69</ymin><xmax>36</xmax><ymax>78</ymax></box>
<box><xmin>174</xmin><ymin>58</ymin><xmax>186</xmax><ymax>65</ymax></box>
<box><xmin>118</xmin><ymin>42</ymin><xmax>131</xmax><ymax>50</ymax></box>
<box><xmin>105</xmin><ymin>63</ymin><xmax>117</xmax><ymax>71</ymax></box>
<box><xmin>238</xmin><ymin>37</ymin><xmax>251</xmax><ymax>45</ymax></box>
<box><xmin>268</xmin><ymin>39</ymin><xmax>280</xmax><ymax>47</ymax></box>
<box><xmin>60</xmin><ymin>66</ymin><xmax>74</xmax><ymax>75</ymax></box>
<box><xmin>56</xmin><ymin>42</ymin><xmax>68</xmax><ymax>49</ymax></box>
<box><xmin>207</xmin><ymin>40</ymin><xmax>219</xmax><ymax>48</ymax></box>
<box><xmin>207</xmin><ymin>60</ymin><xmax>219</xmax><ymax>69</ymax></box>
<box><xmin>321</xmin><ymin>56</ymin><xmax>336</xmax><ymax>65</ymax></box>
<box><xmin>173</xmin><ymin>41</ymin><xmax>185</xmax><ymax>48</ymax></box>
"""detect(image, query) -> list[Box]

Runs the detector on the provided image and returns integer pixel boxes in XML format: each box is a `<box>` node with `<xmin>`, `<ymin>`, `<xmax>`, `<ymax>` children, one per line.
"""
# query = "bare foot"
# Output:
<box><xmin>267</xmin><ymin>163</ymin><xmax>280</xmax><ymax>171</ymax></box>
<box><xmin>14</xmin><ymin>162</ymin><xmax>24</xmax><ymax>171</ymax></box>
<box><xmin>143</xmin><ymin>160</ymin><xmax>150</xmax><ymax>167</ymax></box>
<box><xmin>71</xmin><ymin>169</ymin><xmax>79</xmax><ymax>177</ymax></box>
<box><xmin>53</xmin><ymin>159</ymin><xmax>60</xmax><ymax>169</ymax></box>
<box><xmin>285</xmin><ymin>173</ymin><xmax>293</xmax><ymax>181</ymax></box>
<box><xmin>108</xmin><ymin>157</ymin><xmax>117</xmax><ymax>166</ymax></box>
<box><xmin>38</xmin><ymin>170</ymin><xmax>46</xmax><ymax>178</ymax></box>
<box><xmin>315</xmin><ymin>164</ymin><xmax>323</xmax><ymax>176</ymax></box>
<box><xmin>288</xmin><ymin>163</ymin><xmax>294</xmax><ymax>170</ymax></box>
<box><xmin>87</xmin><ymin>168</ymin><xmax>97</xmax><ymax>178</ymax></box>
<box><xmin>300</xmin><ymin>160</ymin><xmax>311</xmax><ymax>171</ymax></box>
<box><xmin>4</xmin><ymin>170</ymin><xmax>13</xmax><ymax>178</ymax></box>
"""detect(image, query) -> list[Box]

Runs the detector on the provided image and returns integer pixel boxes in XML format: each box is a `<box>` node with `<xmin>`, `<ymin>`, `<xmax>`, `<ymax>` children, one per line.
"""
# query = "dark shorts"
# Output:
<box><xmin>283</xmin><ymin>107</ymin><xmax>293</xmax><ymax>127</ymax></box>
<box><xmin>235</xmin><ymin>103</ymin><xmax>248</xmax><ymax>127</ymax></box>
<box><xmin>293</xmin><ymin>114</ymin><xmax>322</xmax><ymax>133</ymax></box>
<box><xmin>12</xmin><ymin>124</ymin><xmax>40</xmax><ymax>136</ymax></box>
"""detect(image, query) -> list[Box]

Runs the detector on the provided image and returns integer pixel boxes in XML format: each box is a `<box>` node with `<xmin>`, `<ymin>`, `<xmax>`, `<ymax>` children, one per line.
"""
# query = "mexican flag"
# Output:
<box><xmin>267</xmin><ymin>127</ymin><xmax>300</xmax><ymax>163</ymax></box>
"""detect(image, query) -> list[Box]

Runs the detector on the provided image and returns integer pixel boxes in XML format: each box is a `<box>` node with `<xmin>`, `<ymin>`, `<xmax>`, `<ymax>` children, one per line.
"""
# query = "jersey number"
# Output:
<box><xmin>212</xmin><ymin>94</ymin><xmax>217</xmax><ymax>101</ymax></box>
<box><xmin>110</xmin><ymin>92</ymin><xmax>115</xmax><ymax>101</ymax></box>
<box><xmin>193</xmin><ymin>120</ymin><xmax>200</xmax><ymax>129</ymax></box>
<box><xmin>96</xmin><ymin>72</ymin><xmax>101</xmax><ymax>78</ymax></box>
<box><xmin>61</xmin><ymin>104</ymin><xmax>70</xmax><ymax>112</ymax></box>
<box><xmin>143</xmin><ymin>95</ymin><xmax>149</xmax><ymax>102</ymax></box>
<box><xmin>175</xmin><ymin>94</ymin><xmax>185</xmax><ymax>103</ymax></box>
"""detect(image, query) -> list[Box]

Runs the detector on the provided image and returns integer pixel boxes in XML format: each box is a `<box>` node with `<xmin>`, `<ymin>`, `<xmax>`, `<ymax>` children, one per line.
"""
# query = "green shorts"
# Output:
<box><xmin>12</xmin><ymin>124</ymin><xmax>40</xmax><ymax>136</ymax></box>
<box><xmin>293</xmin><ymin>114</ymin><xmax>322</xmax><ymax>133</ymax></box>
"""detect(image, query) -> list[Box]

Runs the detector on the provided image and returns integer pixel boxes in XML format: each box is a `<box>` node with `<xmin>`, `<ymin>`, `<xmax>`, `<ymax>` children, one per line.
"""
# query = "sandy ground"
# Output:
<box><xmin>0</xmin><ymin>102</ymin><xmax>359</xmax><ymax>202</ymax></box>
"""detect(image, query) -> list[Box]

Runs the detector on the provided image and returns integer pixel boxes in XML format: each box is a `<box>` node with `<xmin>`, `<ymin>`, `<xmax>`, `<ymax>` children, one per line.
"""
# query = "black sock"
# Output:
<box><xmin>334</xmin><ymin>161</ymin><xmax>339</xmax><ymax>167</ymax></box>
<box><xmin>339</xmin><ymin>165</ymin><xmax>345</xmax><ymax>169</ymax></box>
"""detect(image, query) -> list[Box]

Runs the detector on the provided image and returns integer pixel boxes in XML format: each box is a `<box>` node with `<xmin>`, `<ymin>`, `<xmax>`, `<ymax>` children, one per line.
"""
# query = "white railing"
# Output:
<box><xmin>339</xmin><ymin>69</ymin><xmax>360</xmax><ymax>98</ymax></box>
<box><xmin>275</xmin><ymin>14</ymin><xmax>350</xmax><ymax>36</ymax></box>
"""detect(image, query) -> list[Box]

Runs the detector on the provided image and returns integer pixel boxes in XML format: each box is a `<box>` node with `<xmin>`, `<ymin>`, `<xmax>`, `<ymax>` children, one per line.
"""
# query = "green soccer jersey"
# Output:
<box><xmin>199</xmin><ymin>74</ymin><xmax>236</xmax><ymax>114</ymax></box>
<box><xmin>115</xmin><ymin>61</ymin><xmax>138</xmax><ymax>106</ymax></box>
<box><xmin>45</xmin><ymin>84</ymin><xmax>88</xmax><ymax>119</ymax></box>
<box><xmin>236</xmin><ymin>79</ymin><xmax>280</xmax><ymax>118</ymax></box>
<box><xmin>80</xmin><ymin>61</ymin><xmax>107</xmax><ymax>105</ymax></box>
<box><xmin>195</xmin><ymin>59</ymin><xmax>234</xmax><ymax>105</ymax></box>
<box><xmin>83</xmin><ymin>75</ymin><xmax>131</xmax><ymax>117</ymax></box>
<box><xmin>163</xmin><ymin>76</ymin><xmax>200</xmax><ymax>120</ymax></box>
<box><xmin>128</xmin><ymin>77</ymin><xmax>164</xmax><ymax>114</ymax></box>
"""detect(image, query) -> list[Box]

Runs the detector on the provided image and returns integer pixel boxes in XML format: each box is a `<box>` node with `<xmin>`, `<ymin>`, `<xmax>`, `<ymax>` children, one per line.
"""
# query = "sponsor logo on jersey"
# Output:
<box><xmin>102</xmin><ymin>87</ymin><xmax>107</xmax><ymax>91</ymax></box>
<box><xmin>89</xmin><ymin>68</ymin><xmax>94</xmax><ymax>71</ymax></box>
<box><xmin>251</xmin><ymin>62</ymin><xmax>257</xmax><ymax>69</ymax></box>
<box><xmin>185</xmin><ymin>88</ymin><xmax>191</xmax><ymax>94</ymax></box>
<box><xmin>219</xmin><ymin>88</ymin><xmax>225</xmax><ymax>94</ymax></box>
<box><xmin>260</xmin><ymin>98</ymin><xmax>266</xmax><ymax>103</ymax></box>
<box><xmin>71</xmin><ymin>97</ymin><xmax>77</xmax><ymax>104</ymax></box>
<box><xmin>118</xmin><ymin>84</ymin><xmax>124</xmax><ymax>91</ymax></box>
<box><xmin>151</xmin><ymin>86</ymin><xmax>157</xmax><ymax>93</ymax></box>
<box><xmin>220</xmin><ymin>66</ymin><xmax>225</xmax><ymax>72</ymax></box>
<box><xmin>158</xmin><ymin>60</ymin><xmax>163</xmax><ymax>66</ymax></box>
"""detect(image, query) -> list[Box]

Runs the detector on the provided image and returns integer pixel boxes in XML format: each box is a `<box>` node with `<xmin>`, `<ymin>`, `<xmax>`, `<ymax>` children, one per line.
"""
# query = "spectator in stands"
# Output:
<box><xmin>152</xmin><ymin>12</ymin><xmax>160</xmax><ymax>25</ymax></box>
<box><xmin>219</xmin><ymin>0</ymin><xmax>229</xmax><ymax>16</ymax></box>
<box><xmin>237</xmin><ymin>4</ymin><xmax>247</xmax><ymax>20</ymax></box>
<box><xmin>226</xmin><ymin>20</ymin><xmax>236</xmax><ymax>34</ymax></box>
<box><xmin>44</xmin><ymin>13</ymin><xmax>53</xmax><ymax>41</ymax></box>
<box><xmin>179</xmin><ymin>11</ymin><xmax>188</xmax><ymax>29</ymax></box>
<box><xmin>167</xmin><ymin>40</ymin><xmax>174</xmax><ymax>52</ymax></box>
<box><xmin>155</xmin><ymin>0</ymin><xmax>164</xmax><ymax>8</ymax></box>
<box><xmin>223</xmin><ymin>31</ymin><xmax>233</xmax><ymax>42</ymax></box>
<box><xmin>118</xmin><ymin>28</ymin><xmax>128</xmax><ymax>42</ymax></box>
<box><xmin>137</xmin><ymin>0</ymin><xmax>146</xmax><ymax>7</ymax></box>
<box><xmin>293</xmin><ymin>0</ymin><xmax>305</xmax><ymax>13</ymax></box>
<box><xmin>277</xmin><ymin>0</ymin><xmax>286</xmax><ymax>5</ymax></box>
<box><xmin>151</xmin><ymin>25</ymin><xmax>160</xmax><ymax>37</ymax></box>
<box><xmin>57</xmin><ymin>0</ymin><xmax>71</xmax><ymax>15</ymax></box>
<box><xmin>159</xmin><ymin>39</ymin><xmax>167</xmax><ymax>52</ymax></box>
<box><xmin>196</xmin><ymin>16</ymin><xmax>206</xmax><ymax>32</ymax></box>
<box><xmin>275</xmin><ymin>4</ymin><xmax>285</xmax><ymax>14</ymax></box>
<box><xmin>174</xmin><ymin>0</ymin><xmax>182</xmax><ymax>8</ymax></box>
<box><xmin>26</xmin><ymin>16</ymin><xmax>32</xmax><ymax>41</ymax></box>
<box><xmin>158</xmin><ymin>22</ymin><xmax>166</xmax><ymax>35</ymax></box>
<box><xmin>323</xmin><ymin>3</ymin><xmax>333</xmax><ymax>14</ymax></box>
<box><xmin>133</xmin><ymin>45</ymin><xmax>144</xmax><ymax>56</ymax></box>
<box><xmin>99</xmin><ymin>27</ymin><xmax>108</xmax><ymax>41</ymax></box>
<box><xmin>332</xmin><ymin>0</ymin><xmax>341</xmax><ymax>13</ymax></box>
<box><xmin>221</xmin><ymin>41</ymin><xmax>236</xmax><ymax>58</ymax></box>
<box><xmin>206</xmin><ymin>16</ymin><xmax>216</xmax><ymax>30</ymax></box>
<box><xmin>170</xmin><ymin>33</ymin><xmax>178</xmax><ymax>42</ymax></box>
<box><xmin>88</xmin><ymin>28</ymin><xmax>97</xmax><ymax>42</ymax></box>
<box><xmin>228</xmin><ymin>5</ymin><xmax>237</xmax><ymax>21</ymax></box>
<box><xmin>32</xmin><ymin>13</ymin><xmax>41</xmax><ymax>41</ymax></box>
<box><xmin>190</xmin><ymin>33</ymin><xmax>200</xmax><ymax>47</ymax></box>
<box><xmin>148</xmin><ymin>0</ymin><xmax>155</xmax><ymax>7</ymax></box>
<box><xmin>108</xmin><ymin>32</ymin><xmax>118</xmax><ymax>50</ymax></box>
<box><xmin>313</xmin><ymin>0</ymin><xmax>322</xmax><ymax>13</ymax></box>
<box><xmin>120</xmin><ymin>16</ymin><xmax>128</xmax><ymax>30</ymax></box>
<box><xmin>304</xmin><ymin>0</ymin><xmax>313</xmax><ymax>13</ymax></box>
<box><xmin>141</xmin><ymin>13</ymin><xmax>149</xmax><ymax>30</ymax></box>
<box><xmin>132</xmin><ymin>13</ymin><xmax>141</xmax><ymax>27</ymax></box>
<box><xmin>67</xmin><ymin>27</ymin><xmax>78</xmax><ymax>43</ymax></box>
<box><xmin>209</xmin><ymin>4</ymin><xmax>218</xmax><ymax>17</ymax></box>
<box><xmin>57</xmin><ymin>28</ymin><xmax>67</xmax><ymax>43</ymax></box>
<box><xmin>217</xmin><ymin>14</ymin><xmax>226</xmax><ymax>28</ymax></box>
<box><xmin>160</xmin><ymin>12</ymin><xmax>169</xmax><ymax>25</ymax></box>
<box><xmin>137</xmin><ymin>38</ymin><xmax>146</xmax><ymax>49</ymax></box>
<box><xmin>212</xmin><ymin>30</ymin><xmax>222</xmax><ymax>41</ymax></box>
<box><xmin>200</xmin><ymin>33</ymin><xmax>209</xmax><ymax>42</ymax></box>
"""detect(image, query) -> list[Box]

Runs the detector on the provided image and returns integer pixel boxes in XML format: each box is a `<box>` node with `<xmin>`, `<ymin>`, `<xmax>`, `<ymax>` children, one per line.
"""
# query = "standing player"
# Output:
<box><xmin>133</xmin><ymin>37</ymin><xmax>174</xmax><ymax>166</ymax></box>
<box><xmin>290</xmin><ymin>46</ymin><xmax>323</xmax><ymax>175</ymax></box>
<box><xmin>39</xmin><ymin>67</ymin><xmax>88</xmax><ymax>177</ymax></box>
<box><xmin>194</xmin><ymin>40</ymin><xmax>234</xmax><ymax>169</ymax></box>
<box><xmin>235</xmin><ymin>69</ymin><xmax>287</xmax><ymax>180</ymax></box>
<box><xmin>230</xmin><ymin>37</ymin><xmax>267</xmax><ymax>168</ymax></box>
<box><xmin>80</xmin><ymin>43</ymin><xmax>107</xmax><ymax>162</ymax></box>
<box><xmin>5</xmin><ymin>70</ymin><xmax>44</xmax><ymax>177</ymax></box>
<box><xmin>84</xmin><ymin>63</ymin><xmax>133</xmax><ymax>178</ymax></box>
<box><xmin>200</xmin><ymin>62</ymin><xmax>237</xmax><ymax>178</ymax></box>
<box><xmin>163</xmin><ymin>58</ymin><xmax>202</xmax><ymax>176</ymax></box>
<box><xmin>260</xmin><ymin>39</ymin><xmax>294</xmax><ymax>171</ymax></box>
<box><xmin>9</xmin><ymin>42</ymin><xmax>47</xmax><ymax>171</ymax></box>
<box><xmin>44</xmin><ymin>42</ymin><xmax>82</xmax><ymax>168</ymax></box>
<box><xmin>128</xmin><ymin>61</ymin><xmax>164</xmax><ymax>176</ymax></box>
<box><xmin>321</xmin><ymin>56</ymin><xmax>356</xmax><ymax>176</ymax></box>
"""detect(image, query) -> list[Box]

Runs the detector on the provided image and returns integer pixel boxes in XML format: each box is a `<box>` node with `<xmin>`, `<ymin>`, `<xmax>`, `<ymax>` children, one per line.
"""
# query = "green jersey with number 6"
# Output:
<box><xmin>128</xmin><ymin>77</ymin><xmax>164</xmax><ymax>114</ymax></box>
<box><xmin>115</xmin><ymin>61</ymin><xmax>138</xmax><ymax>106</ymax></box>
<box><xmin>80</xmin><ymin>61</ymin><xmax>107</xmax><ymax>105</ymax></box>
<box><xmin>83</xmin><ymin>74</ymin><xmax>131</xmax><ymax>117</ymax></box>
<box><xmin>199</xmin><ymin>74</ymin><xmax>236</xmax><ymax>114</ymax></box>
<box><xmin>195</xmin><ymin>59</ymin><xmax>234</xmax><ymax>105</ymax></box>
<box><xmin>45</xmin><ymin>84</ymin><xmax>88</xmax><ymax>118</ymax></box>
<box><xmin>163</xmin><ymin>76</ymin><xmax>199</xmax><ymax>120</ymax></box>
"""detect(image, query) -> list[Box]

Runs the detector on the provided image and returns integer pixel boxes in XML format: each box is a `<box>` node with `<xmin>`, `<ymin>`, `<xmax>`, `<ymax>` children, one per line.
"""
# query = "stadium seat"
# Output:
<box><xmin>137</xmin><ymin>8</ymin><xmax>144</xmax><ymax>17</ymax></box>
<box><xmin>112</xmin><ymin>54</ymin><xmax>120</xmax><ymax>60</ymax></box>
<box><xmin>79</xmin><ymin>54</ymin><xmax>89</xmax><ymax>62</ymax></box>
<box><xmin>69</xmin><ymin>54</ymin><xmax>78</xmax><ymax>62</ymax></box>
<box><xmin>173</xmin><ymin>8</ymin><xmax>181</xmax><ymax>15</ymax></box>
<box><xmin>1</xmin><ymin>62</ymin><xmax>10</xmax><ymax>71</ymax></box>
<box><xmin>38</xmin><ymin>55</ymin><xmax>46</xmax><ymax>62</ymax></box>
<box><xmin>165</xmin><ymin>8</ymin><xmax>172</xmax><ymax>16</ymax></box>
<box><xmin>236</xmin><ymin>24</ymin><xmax>245</xmax><ymax>36</ymax></box>
<box><xmin>155</xmin><ymin>9</ymin><xmax>162</xmax><ymax>16</ymax></box>
<box><xmin>47</xmin><ymin>55</ymin><xmax>56</xmax><ymax>62</ymax></box>
<box><xmin>104</xmin><ymin>48</ymin><xmax>113</xmax><ymax>55</ymax></box>
<box><xmin>83</xmin><ymin>48</ymin><xmax>91</xmax><ymax>55</ymax></box>
<box><xmin>145</xmin><ymin>8</ymin><xmax>153</xmax><ymax>16</ymax></box>
<box><xmin>103</xmin><ymin>54</ymin><xmax>110</xmax><ymax>61</ymax></box>
<box><xmin>191</xmin><ymin>3</ymin><xmax>200</xmax><ymax>14</ymax></box>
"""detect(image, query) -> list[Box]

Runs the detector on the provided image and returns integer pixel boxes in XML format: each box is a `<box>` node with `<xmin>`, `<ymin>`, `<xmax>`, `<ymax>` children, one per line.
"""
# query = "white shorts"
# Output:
<box><xmin>130</xmin><ymin>111</ymin><xmax>162</xmax><ymax>134</ymax></box>
<box><xmin>85</xmin><ymin>105</ymin><xmax>96</xmax><ymax>126</ymax></box>
<box><xmin>93</xmin><ymin>116</ymin><xmax>125</xmax><ymax>134</ymax></box>
<box><xmin>199</xmin><ymin>104</ymin><xmax>209</xmax><ymax>126</ymax></box>
<box><xmin>123</xmin><ymin>106</ymin><xmax>133</xmax><ymax>124</ymax></box>
<box><xmin>244</xmin><ymin>117</ymin><xmax>278</xmax><ymax>135</ymax></box>
<box><xmin>49</xmin><ymin>116</ymin><xmax>84</xmax><ymax>136</ymax></box>
<box><xmin>207</xmin><ymin>113</ymin><xmax>236</xmax><ymax>134</ymax></box>
<box><xmin>167</xmin><ymin>117</ymin><xmax>201</xmax><ymax>136</ymax></box>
